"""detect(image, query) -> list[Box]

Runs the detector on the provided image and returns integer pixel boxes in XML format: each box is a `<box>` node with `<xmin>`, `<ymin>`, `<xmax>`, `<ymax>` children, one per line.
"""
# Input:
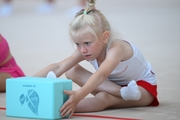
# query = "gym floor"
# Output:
<box><xmin>0</xmin><ymin>0</ymin><xmax>180</xmax><ymax>120</ymax></box>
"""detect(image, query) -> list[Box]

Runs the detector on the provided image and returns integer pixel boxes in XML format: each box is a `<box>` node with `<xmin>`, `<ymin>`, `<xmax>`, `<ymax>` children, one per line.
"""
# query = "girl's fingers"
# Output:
<box><xmin>61</xmin><ymin>108</ymin><xmax>73</xmax><ymax>118</ymax></box>
<box><xmin>60</xmin><ymin>90</ymin><xmax>73</xmax><ymax>112</ymax></box>
<box><xmin>64</xmin><ymin>90</ymin><xmax>73</xmax><ymax>95</ymax></box>
<box><xmin>65</xmin><ymin>108</ymin><xmax>73</xmax><ymax>118</ymax></box>
<box><xmin>60</xmin><ymin>91</ymin><xmax>76</xmax><ymax>118</ymax></box>
<box><xmin>69</xmin><ymin>108</ymin><xmax>75</xmax><ymax>118</ymax></box>
<box><xmin>61</xmin><ymin>104</ymin><xmax>72</xmax><ymax>117</ymax></box>
<box><xmin>60</xmin><ymin>106</ymin><xmax>69</xmax><ymax>116</ymax></box>
<box><xmin>60</xmin><ymin>100</ymin><xmax>70</xmax><ymax>112</ymax></box>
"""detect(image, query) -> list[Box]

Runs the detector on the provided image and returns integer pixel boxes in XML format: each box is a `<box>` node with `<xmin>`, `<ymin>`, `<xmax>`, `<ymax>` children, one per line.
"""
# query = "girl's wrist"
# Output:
<box><xmin>76</xmin><ymin>89</ymin><xmax>87</xmax><ymax>100</ymax></box>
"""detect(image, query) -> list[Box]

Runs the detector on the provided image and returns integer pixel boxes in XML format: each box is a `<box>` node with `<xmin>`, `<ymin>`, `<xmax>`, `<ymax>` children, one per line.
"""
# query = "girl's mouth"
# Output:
<box><xmin>85</xmin><ymin>54</ymin><xmax>91</xmax><ymax>58</ymax></box>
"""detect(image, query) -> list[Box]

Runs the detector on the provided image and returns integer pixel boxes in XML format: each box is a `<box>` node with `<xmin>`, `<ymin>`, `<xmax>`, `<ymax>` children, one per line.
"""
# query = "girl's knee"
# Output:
<box><xmin>65</xmin><ymin>65</ymin><xmax>78</xmax><ymax>79</ymax></box>
<box><xmin>65</xmin><ymin>71</ymin><xmax>72</xmax><ymax>79</ymax></box>
<box><xmin>95</xmin><ymin>92</ymin><xmax>111</xmax><ymax>105</ymax></box>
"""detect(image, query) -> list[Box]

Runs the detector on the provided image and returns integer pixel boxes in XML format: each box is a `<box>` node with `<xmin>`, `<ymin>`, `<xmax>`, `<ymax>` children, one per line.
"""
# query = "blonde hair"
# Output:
<box><xmin>69</xmin><ymin>0</ymin><xmax>114</xmax><ymax>48</ymax></box>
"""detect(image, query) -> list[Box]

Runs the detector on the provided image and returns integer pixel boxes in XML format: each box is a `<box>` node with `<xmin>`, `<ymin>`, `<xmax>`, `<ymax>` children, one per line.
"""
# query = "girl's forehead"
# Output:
<box><xmin>72</xmin><ymin>32</ymin><xmax>96</xmax><ymax>42</ymax></box>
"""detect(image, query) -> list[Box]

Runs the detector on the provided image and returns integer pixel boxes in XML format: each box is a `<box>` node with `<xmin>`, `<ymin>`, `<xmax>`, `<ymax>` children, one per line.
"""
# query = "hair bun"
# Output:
<box><xmin>87</xmin><ymin>0</ymin><xmax>96</xmax><ymax>7</ymax></box>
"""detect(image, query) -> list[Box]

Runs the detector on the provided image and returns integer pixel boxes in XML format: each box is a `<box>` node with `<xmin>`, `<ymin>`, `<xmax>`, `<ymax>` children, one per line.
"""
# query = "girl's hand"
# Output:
<box><xmin>60</xmin><ymin>90</ymin><xmax>82</xmax><ymax>118</ymax></box>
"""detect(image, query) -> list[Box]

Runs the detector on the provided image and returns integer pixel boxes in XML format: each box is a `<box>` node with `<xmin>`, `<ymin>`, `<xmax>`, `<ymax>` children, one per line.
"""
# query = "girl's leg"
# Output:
<box><xmin>0</xmin><ymin>72</ymin><xmax>11</xmax><ymax>92</ymax></box>
<box><xmin>66</xmin><ymin>64</ymin><xmax>141</xmax><ymax>98</ymax></box>
<box><xmin>75</xmin><ymin>87</ymin><xmax>153</xmax><ymax>112</ymax></box>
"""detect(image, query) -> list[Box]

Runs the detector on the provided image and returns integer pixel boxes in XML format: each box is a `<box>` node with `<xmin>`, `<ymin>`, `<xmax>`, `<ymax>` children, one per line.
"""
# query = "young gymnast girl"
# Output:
<box><xmin>0</xmin><ymin>34</ymin><xmax>25</xmax><ymax>92</ymax></box>
<box><xmin>34</xmin><ymin>0</ymin><xmax>159</xmax><ymax>118</ymax></box>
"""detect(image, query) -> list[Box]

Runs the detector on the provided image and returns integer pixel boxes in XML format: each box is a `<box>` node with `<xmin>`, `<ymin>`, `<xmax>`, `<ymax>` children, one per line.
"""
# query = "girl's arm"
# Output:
<box><xmin>77</xmin><ymin>42</ymin><xmax>126</xmax><ymax>98</ymax></box>
<box><xmin>34</xmin><ymin>49</ymin><xmax>84</xmax><ymax>77</ymax></box>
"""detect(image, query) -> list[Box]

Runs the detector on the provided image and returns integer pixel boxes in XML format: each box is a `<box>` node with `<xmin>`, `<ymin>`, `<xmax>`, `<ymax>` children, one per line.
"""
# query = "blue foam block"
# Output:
<box><xmin>6</xmin><ymin>77</ymin><xmax>72</xmax><ymax>119</ymax></box>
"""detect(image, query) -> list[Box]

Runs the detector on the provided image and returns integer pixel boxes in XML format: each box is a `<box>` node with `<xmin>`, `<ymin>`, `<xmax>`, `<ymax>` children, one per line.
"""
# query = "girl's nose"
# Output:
<box><xmin>80</xmin><ymin>46</ymin><xmax>87</xmax><ymax>53</ymax></box>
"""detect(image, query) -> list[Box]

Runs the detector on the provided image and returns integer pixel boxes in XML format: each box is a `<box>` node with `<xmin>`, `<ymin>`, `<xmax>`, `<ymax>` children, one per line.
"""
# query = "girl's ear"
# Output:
<box><xmin>102</xmin><ymin>31</ymin><xmax>110</xmax><ymax>44</ymax></box>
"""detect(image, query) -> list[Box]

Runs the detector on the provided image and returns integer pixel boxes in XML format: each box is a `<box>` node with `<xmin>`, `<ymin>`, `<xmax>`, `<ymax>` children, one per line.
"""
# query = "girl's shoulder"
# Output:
<box><xmin>107</xmin><ymin>40</ymin><xmax>134</xmax><ymax>61</ymax></box>
<box><xmin>108</xmin><ymin>39</ymin><xmax>131</xmax><ymax>50</ymax></box>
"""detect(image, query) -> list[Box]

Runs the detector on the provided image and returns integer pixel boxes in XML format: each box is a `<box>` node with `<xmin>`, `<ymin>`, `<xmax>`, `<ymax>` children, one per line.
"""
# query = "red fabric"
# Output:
<box><xmin>136</xmin><ymin>80</ymin><xmax>159</xmax><ymax>106</ymax></box>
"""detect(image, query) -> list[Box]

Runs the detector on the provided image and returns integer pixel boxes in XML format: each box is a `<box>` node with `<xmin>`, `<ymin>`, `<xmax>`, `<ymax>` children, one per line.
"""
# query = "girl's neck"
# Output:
<box><xmin>96</xmin><ymin>46</ymin><xmax>107</xmax><ymax>65</ymax></box>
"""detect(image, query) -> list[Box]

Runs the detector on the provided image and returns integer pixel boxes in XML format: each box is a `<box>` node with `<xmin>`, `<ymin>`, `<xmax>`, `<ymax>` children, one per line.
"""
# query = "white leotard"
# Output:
<box><xmin>89</xmin><ymin>41</ymin><xmax>156</xmax><ymax>85</ymax></box>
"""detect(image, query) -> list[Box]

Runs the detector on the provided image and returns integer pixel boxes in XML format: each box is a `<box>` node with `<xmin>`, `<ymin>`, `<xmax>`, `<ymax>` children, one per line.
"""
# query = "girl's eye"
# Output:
<box><xmin>76</xmin><ymin>43</ymin><xmax>80</xmax><ymax>47</ymax></box>
<box><xmin>85</xmin><ymin>42</ymin><xmax>91</xmax><ymax>45</ymax></box>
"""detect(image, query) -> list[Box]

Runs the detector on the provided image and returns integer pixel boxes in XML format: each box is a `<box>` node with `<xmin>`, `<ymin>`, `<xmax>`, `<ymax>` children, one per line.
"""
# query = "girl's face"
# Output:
<box><xmin>73</xmin><ymin>32</ymin><xmax>106</xmax><ymax>61</ymax></box>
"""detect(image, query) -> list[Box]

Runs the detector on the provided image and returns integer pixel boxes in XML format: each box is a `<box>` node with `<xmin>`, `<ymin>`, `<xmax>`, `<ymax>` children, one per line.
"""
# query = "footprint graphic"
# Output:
<box><xmin>19</xmin><ymin>94</ymin><xmax>25</xmax><ymax>106</ymax></box>
<box><xmin>27</xmin><ymin>90</ymin><xmax>39</xmax><ymax>116</ymax></box>
<box><xmin>19</xmin><ymin>89</ymin><xmax>39</xmax><ymax>116</ymax></box>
